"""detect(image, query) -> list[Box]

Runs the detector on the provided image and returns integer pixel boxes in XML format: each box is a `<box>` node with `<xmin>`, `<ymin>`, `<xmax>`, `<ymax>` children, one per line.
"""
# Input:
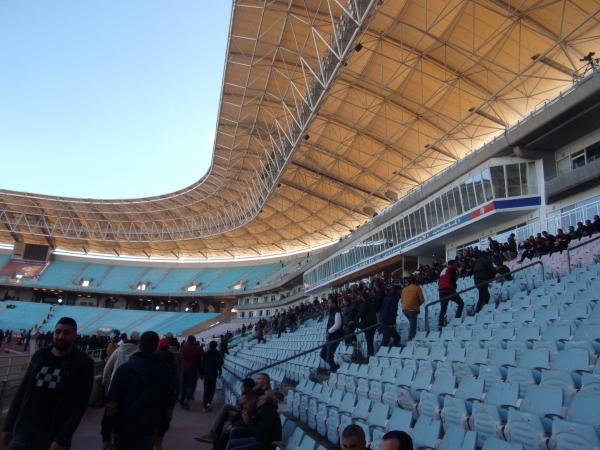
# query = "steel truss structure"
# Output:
<box><xmin>1</xmin><ymin>0</ymin><xmax>600</xmax><ymax>259</ymax></box>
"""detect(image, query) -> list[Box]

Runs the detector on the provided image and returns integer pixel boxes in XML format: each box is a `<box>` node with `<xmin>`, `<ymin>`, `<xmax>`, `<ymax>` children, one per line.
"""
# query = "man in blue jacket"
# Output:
<box><xmin>101</xmin><ymin>331</ymin><xmax>175</xmax><ymax>450</ymax></box>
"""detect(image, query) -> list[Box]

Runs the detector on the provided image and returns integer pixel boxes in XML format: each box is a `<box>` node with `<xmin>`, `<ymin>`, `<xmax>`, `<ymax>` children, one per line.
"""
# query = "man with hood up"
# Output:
<box><xmin>101</xmin><ymin>331</ymin><xmax>175</xmax><ymax>450</ymax></box>
<box><xmin>102</xmin><ymin>331</ymin><xmax>140</xmax><ymax>391</ymax></box>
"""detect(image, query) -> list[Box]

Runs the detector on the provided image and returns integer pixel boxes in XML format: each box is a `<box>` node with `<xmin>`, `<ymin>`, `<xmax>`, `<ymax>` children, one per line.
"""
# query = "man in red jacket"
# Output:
<box><xmin>438</xmin><ymin>260</ymin><xmax>464</xmax><ymax>328</ymax></box>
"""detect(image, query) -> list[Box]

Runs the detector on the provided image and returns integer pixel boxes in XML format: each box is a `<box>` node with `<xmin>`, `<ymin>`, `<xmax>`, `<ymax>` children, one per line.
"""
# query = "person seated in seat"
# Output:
<box><xmin>518</xmin><ymin>237</ymin><xmax>535</xmax><ymax>263</ymax></box>
<box><xmin>379</xmin><ymin>430</ymin><xmax>413</xmax><ymax>450</ymax></box>
<box><xmin>220</xmin><ymin>389</ymin><xmax>281</xmax><ymax>450</ymax></box>
<box><xmin>341</xmin><ymin>424</ymin><xmax>368</xmax><ymax>450</ymax></box>
<box><xmin>201</xmin><ymin>378</ymin><xmax>256</xmax><ymax>446</ymax></box>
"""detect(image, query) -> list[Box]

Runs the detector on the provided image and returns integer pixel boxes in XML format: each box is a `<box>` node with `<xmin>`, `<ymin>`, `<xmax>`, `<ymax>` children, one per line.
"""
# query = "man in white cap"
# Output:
<box><xmin>102</xmin><ymin>331</ymin><xmax>141</xmax><ymax>391</ymax></box>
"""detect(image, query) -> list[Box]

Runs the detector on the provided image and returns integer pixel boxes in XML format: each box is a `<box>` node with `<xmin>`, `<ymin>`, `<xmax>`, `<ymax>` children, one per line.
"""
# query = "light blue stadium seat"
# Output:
<box><xmin>345</xmin><ymin>375</ymin><xmax>357</xmax><ymax>394</ymax></box>
<box><xmin>284</xmin><ymin>428</ymin><xmax>304</xmax><ymax>450</ymax></box>
<box><xmin>429</xmin><ymin>343</ymin><xmax>447</xmax><ymax>362</ymax></box>
<box><xmin>519</xmin><ymin>349</ymin><xmax>551</xmax><ymax>374</ymax></box>
<box><xmin>281</xmin><ymin>417</ymin><xmax>295</xmax><ymax>442</ymax></box>
<box><xmin>482</xmin><ymin>437</ymin><xmax>524</xmax><ymax>450</ymax></box>
<box><xmin>561</xmin><ymin>303</ymin><xmax>590</xmax><ymax>321</ymax></box>
<box><xmin>490</xmin><ymin>349</ymin><xmax>517</xmax><ymax>372</ymax></box>
<box><xmin>442</xmin><ymin>377</ymin><xmax>484</xmax><ymax>430</ymax></box>
<box><xmin>369</xmin><ymin>380</ymin><xmax>383</xmax><ymax>402</ymax></box>
<box><xmin>381</xmin><ymin>367</ymin><xmax>397</xmax><ymax>385</ymax></box>
<box><xmin>504</xmin><ymin>385</ymin><xmax>564</xmax><ymax>449</ymax></box>
<box><xmin>352</xmin><ymin>397</ymin><xmax>371</xmax><ymax>422</ymax></box>
<box><xmin>327</xmin><ymin>392</ymin><xmax>356</xmax><ymax>444</ymax></box>
<box><xmin>308</xmin><ymin>387</ymin><xmax>330</xmax><ymax>430</ymax></box>
<box><xmin>367</xmin><ymin>402</ymin><xmax>389</xmax><ymax>430</ymax></box>
<box><xmin>472</xmin><ymin>382</ymin><xmax>519</xmax><ymax>447</ymax></box>
<box><xmin>358</xmin><ymin>378</ymin><xmax>374</xmax><ymax>399</ymax></box>
<box><xmin>328</xmin><ymin>372</ymin><xmax>338</xmax><ymax>389</ymax></box>
<box><xmin>453</xmin><ymin>362</ymin><xmax>475</xmax><ymax>381</ymax></box>
<box><xmin>581</xmin><ymin>373</ymin><xmax>600</xmax><ymax>393</ymax></box>
<box><xmin>439</xmin><ymin>427</ymin><xmax>477</xmax><ymax>450</ymax></box>
<box><xmin>506</xmin><ymin>367</ymin><xmax>537</xmax><ymax>397</ymax></box>
<box><xmin>549</xmin><ymin>391</ymin><xmax>600</xmax><ymax>450</ymax></box>
<box><xmin>467</xmin><ymin>347</ymin><xmax>489</xmax><ymax>369</ymax></box>
<box><xmin>414</xmin><ymin>346</ymin><xmax>430</xmax><ymax>361</ymax></box>
<box><xmin>298</xmin><ymin>435</ymin><xmax>316</xmax><ymax>450</ymax></box>
<box><xmin>552</xmin><ymin>348</ymin><xmax>592</xmax><ymax>375</ymax></box>
<box><xmin>316</xmin><ymin>389</ymin><xmax>343</xmax><ymax>436</ymax></box>
<box><xmin>542</xmin><ymin>324</ymin><xmax>572</xmax><ymax>344</ymax></box>
<box><xmin>367</xmin><ymin>366</ymin><xmax>382</xmax><ymax>381</ymax></box>
<box><xmin>516</xmin><ymin>326</ymin><xmax>541</xmax><ymax>342</ymax></box>
<box><xmin>397</xmin><ymin>368</ymin><xmax>433</xmax><ymax>415</ymax></box>
<box><xmin>448</xmin><ymin>346</ymin><xmax>467</xmax><ymax>363</ymax></box>
<box><xmin>478</xmin><ymin>365</ymin><xmax>505</xmax><ymax>385</ymax></box>
<box><xmin>419</xmin><ymin>374</ymin><xmax>457</xmax><ymax>419</ymax></box>
<box><xmin>540</xmin><ymin>370</ymin><xmax>577</xmax><ymax>404</ymax></box>
<box><xmin>410</xmin><ymin>416</ymin><xmax>441</xmax><ymax>449</ymax></box>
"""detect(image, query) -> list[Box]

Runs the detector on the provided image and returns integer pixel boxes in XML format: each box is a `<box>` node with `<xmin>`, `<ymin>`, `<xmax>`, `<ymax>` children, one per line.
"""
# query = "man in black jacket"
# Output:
<box><xmin>227</xmin><ymin>389</ymin><xmax>281</xmax><ymax>450</ymax></box>
<box><xmin>357</xmin><ymin>293</ymin><xmax>377</xmax><ymax>357</ymax></box>
<box><xmin>319</xmin><ymin>298</ymin><xmax>343</xmax><ymax>372</ymax></box>
<box><xmin>3</xmin><ymin>317</ymin><xmax>94</xmax><ymax>450</ymax></box>
<box><xmin>101</xmin><ymin>331</ymin><xmax>175</xmax><ymax>450</ymax></box>
<box><xmin>203</xmin><ymin>340</ymin><xmax>224</xmax><ymax>412</ymax></box>
<box><xmin>473</xmin><ymin>251</ymin><xmax>497</xmax><ymax>313</ymax></box>
<box><xmin>379</xmin><ymin>286</ymin><xmax>401</xmax><ymax>347</ymax></box>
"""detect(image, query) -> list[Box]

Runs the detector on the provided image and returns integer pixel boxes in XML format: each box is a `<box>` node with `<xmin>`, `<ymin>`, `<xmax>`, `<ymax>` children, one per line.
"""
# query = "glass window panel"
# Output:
<box><xmin>481</xmin><ymin>168</ymin><xmax>494</xmax><ymax>201</ymax></box>
<box><xmin>527</xmin><ymin>162</ymin><xmax>538</xmax><ymax>195</ymax></box>
<box><xmin>460</xmin><ymin>181</ymin><xmax>471</xmax><ymax>211</ymax></box>
<box><xmin>519</xmin><ymin>163</ymin><xmax>528</xmax><ymax>196</ymax></box>
<box><xmin>446</xmin><ymin>190</ymin><xmax>456</xmax><ymax>218</ymax></box>
<box><xmin>472</xmin><ymin>173</ymin><xmax>485</xmax><ymax>205</ymax></box>
<box><xmin>572</xmin><ymin>150</ymin><xmax>586</xmax><ymax>170</ymax></box>
<box><xmin>413</xmin><ymin>212</ymin><xmax>422</xmax><ymax>235</ymax></box>
<box><xmin>409</xmin><ymin>213</ymin><xmax>417</xmax><ymax>237</ymax></box>
<box><xmin>419</xmin><ymin>208</ymin><xmax>427</xmax><ymax>233</ymax></box>
<box><xmin>506</xmin><ymin>164</ymin><xmax>521</xmax><ymax>196</ymax></box>
<box><xmin>425</xmin><ymin>203</ymin><xmax>433</xmax><ymax>228</ymax></box>
<box><xmin>396</xmin><ymin>220</ymin><xmax>405</xmax><ymax>242</ymax></box>
<box><xmin>490</xmin><ymin>165</ymin><xmax>506</xmax><ymax>198</ymax></box>
<box><xmin>556</xmin><ymin>157</ymin><xmax>570</xmax><ymax>175</ymax></box>
<box><xmin>443</xmin><ymin>193</ymin><xmax>451</xmax><ymax>222</ymax></box>
<box><xmin>453</xmin><ymin>187</ymin><xmax>463</xmax><ymax>214</ymax></box>
<box><xmin>587</xmin><ymin>141</ymin><xmax>600</xmax><ymax>163</ymax></box>
<box><xmin>433</xmin><ymin>197</ymin><xmax>442</xmax><ymax>225</ymax></box>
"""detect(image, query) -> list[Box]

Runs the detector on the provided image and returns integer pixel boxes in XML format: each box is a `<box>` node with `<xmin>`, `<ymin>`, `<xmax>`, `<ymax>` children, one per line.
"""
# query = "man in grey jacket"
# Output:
<box><xmin>102</xmin><ymin>331</ymin><xmax>140</xmax><ymax>391</ymax></box>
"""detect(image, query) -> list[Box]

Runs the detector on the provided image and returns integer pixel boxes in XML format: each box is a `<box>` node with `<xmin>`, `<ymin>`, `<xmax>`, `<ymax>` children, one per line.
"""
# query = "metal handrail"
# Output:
<box><xmin>423</xmin><ymin>261</ymin><xmax>544</xmax><ymax>332</ymax></box>
<box><xmin>566</xmin><ymin>235</ymin><xmax>600</xmax><ymax>273</ymax></box>
<box><xmin>243</xmin><ymin>321</ymin><xmax>392</xmax><ymax>378</ymax></box>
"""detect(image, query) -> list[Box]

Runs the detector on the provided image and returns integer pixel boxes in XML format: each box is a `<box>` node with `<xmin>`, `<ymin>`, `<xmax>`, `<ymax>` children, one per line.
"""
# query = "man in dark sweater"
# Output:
<box><xmin>101</xmin><ymin>331</ymin><xmax>175</xmax><ymax>450</ymax></box>
<box><xmin>473</xmin><ymin>251</ymin><xmax>497</xmax><ymax>313</ymax></box>
<box><xmin>227</xmin><ymin>389</ymin><xmax>281</xmax><ymax>450</ymax></box>
<box><xmin>3</xmin><ymin>317</ymin><xmax>94</xmax><ymax>450</ymax></box>
<box><xmin>203</xmin><ymin>340</ymin><xmax>224</xmax><ymax>412</ymax></box>
<box><xmin>379</xmin><ymin>285</ymin><xmax>401</xmax><ymax>347</ymax></box>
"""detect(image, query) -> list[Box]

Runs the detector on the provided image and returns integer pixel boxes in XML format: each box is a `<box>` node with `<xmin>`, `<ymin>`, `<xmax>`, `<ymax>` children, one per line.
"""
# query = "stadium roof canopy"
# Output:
<box><xmin>1</xmin><ymin>0</ymin><xmax>600</xmax><ymax>260</ymax></box>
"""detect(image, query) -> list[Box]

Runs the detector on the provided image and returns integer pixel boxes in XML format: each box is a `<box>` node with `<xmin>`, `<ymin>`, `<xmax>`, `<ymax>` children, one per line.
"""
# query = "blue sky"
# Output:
<box><xmin>0</xmin><ymin>1</ymin><xmax>231</xmax><ymax>199</ymax></box>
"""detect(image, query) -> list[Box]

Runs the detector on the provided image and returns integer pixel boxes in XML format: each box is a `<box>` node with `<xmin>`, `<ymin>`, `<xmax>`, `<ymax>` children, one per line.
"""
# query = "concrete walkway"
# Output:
<box><xmin>72</xmin><ymin>390</ymin><xmax>222</xmax><ymax>450</ymax></box>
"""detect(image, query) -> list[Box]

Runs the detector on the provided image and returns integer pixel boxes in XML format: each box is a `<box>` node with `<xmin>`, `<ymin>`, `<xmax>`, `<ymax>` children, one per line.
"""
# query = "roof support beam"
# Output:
<box><xmin>280</xmin><ymin>180</ymin><xmax>369</xmax><ymax>219</ymax></box>
<box><xmin>291</xmin><ymin>160</ymin><xmax>389</xmax><ymax>202</ymax></box>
